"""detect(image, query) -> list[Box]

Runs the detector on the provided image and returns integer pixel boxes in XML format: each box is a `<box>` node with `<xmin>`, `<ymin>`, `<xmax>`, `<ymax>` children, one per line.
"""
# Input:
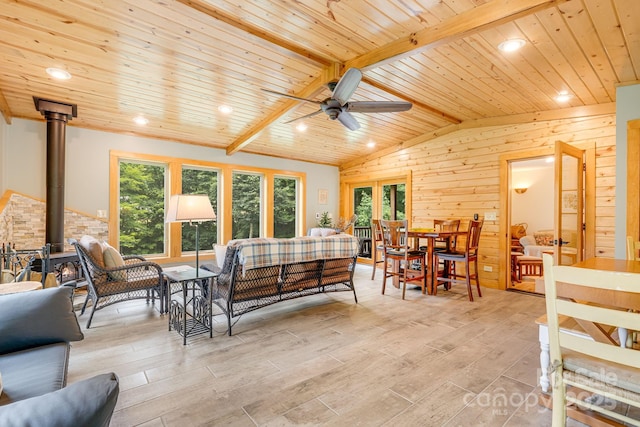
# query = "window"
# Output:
<box><xmin>232</xmin><ymin>172</ymin><xmax>262</xmax><ymax>239</ymax></box>
<box><xmin>118</xmin><ymin>160</ymin><xmax>166</xmax><ymax>256</ymax></box>
<box><xmin>111</xmin><ymin>151</ymin><xmax>306</xmax><ymax>260</ymax></box>
<box><xmin>182</xmin><ymin>166</ymin><xmax>219</xmax><ymax>251</ymax></box>
<box><xmin>274</xmin><ymin>176</ymin><xmax>297</xmax><ymax>238</ymax></box>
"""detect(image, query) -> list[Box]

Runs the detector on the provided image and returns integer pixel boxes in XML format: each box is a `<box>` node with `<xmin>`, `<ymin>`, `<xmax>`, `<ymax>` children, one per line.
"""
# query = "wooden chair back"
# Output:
<box><xmin>370</xmin><ymin>219</ymin><xmax>385</xmax><ymax>280</ymax></box>
<box><xmin>434</xmin><ymin>219</ymin><xmax>460</xmax><ymax>232</ymax></box>
<box><xmin>379</xmin><ymin>219</ymin><xmax>408</xmax><ymax>252</ymax></box>
<box><xmin>371</xmin><ymin>219</ymin><xmax>384</xmax><ymax>245</ymax></box>
<box><xmin>434</xmin><ymin>219</ymin><xmax>461</xmax><ymax>248</ymax></box>
<box><xmin>542</xmin><ymin>254</ymin><xmax>640</xmax><ymax>426</ymax></box>
<box><xmin>627</xmin><ymin>236</ymin><xmax>640</xmax><ymax>261</ymax></box>
<box><xmin>464</xmin><ymin>219</ymin><xmax>483</xmax><ymax>255</ymax></box>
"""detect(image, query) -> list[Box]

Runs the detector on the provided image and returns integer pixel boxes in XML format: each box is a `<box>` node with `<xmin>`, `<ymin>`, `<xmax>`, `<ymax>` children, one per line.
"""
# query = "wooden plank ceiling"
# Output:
<box><xmin>0</xmin><ymin>0</ymin><xmax>636</xmax><ymax>167</ymax></box>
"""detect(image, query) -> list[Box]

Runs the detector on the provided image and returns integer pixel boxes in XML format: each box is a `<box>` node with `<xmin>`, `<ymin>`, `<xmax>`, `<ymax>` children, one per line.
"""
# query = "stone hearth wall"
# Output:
<box><xmin>0</xmin><ymin>192</ymin><xmax>108</xmax><ymax>252</ymax></box>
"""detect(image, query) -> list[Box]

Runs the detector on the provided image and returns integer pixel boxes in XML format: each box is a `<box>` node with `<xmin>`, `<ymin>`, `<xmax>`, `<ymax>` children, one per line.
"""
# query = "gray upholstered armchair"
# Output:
<box><xmin>0</xmin><ymin>286</ymin><xmax>119</xmax><ymax>426</ymax></box>
<box><xmin>71</xmin><ymin>236</ymin><xmax>164</xmax><ymax>328</ymax></box>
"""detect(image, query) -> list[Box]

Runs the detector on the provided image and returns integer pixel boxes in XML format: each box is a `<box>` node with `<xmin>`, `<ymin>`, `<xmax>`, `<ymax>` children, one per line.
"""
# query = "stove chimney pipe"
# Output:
<box><xmin>33</xmin><ymin>97</ymin><xmax>77</xmax><ymax>253</ymax></box>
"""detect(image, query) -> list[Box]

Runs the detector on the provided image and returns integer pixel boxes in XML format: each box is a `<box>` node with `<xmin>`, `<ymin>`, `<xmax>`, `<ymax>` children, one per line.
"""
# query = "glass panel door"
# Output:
<box><xmin>554</xmin><ymin>141</ymin><xmax>584</xmax><ymax>265</ymax></box>
<box><xmin>382</xmin><ymin>183</ymin><xmax>406</xmax><ymax>220</ymax></box>
<box><xmin>353</xmin><ymin>186</ymin><xmax>373</xmax><ymax>259</ymax></box>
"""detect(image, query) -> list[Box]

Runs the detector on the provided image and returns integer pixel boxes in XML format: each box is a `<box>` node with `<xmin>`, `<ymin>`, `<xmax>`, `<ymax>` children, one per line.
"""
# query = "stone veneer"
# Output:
<box><xmin>0</xmin><ymin>193</ymin><xmax>108</xmax><ymax>251</ymax></box>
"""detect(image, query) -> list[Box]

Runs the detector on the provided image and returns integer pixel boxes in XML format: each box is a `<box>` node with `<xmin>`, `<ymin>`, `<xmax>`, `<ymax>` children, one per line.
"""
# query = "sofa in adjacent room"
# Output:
<box><xmin>0</xmin><ymin>286</ymin><xmax>119</xmax><ymax>427</ymax></box>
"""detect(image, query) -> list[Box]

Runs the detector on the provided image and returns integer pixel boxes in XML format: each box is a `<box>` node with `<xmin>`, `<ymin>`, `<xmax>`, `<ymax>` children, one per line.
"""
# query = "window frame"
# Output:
<box><xmin>110</xmin><ymin>151</ymin><xmax>306</xmax><ymax>261</ymax></box>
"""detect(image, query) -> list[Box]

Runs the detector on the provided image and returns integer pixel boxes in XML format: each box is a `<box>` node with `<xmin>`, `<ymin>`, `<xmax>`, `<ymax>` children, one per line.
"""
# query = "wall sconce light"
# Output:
<box><xmin>514</xmin><ymin>187</ymin><xmax>528</xmax><ymax>194</ymax></box>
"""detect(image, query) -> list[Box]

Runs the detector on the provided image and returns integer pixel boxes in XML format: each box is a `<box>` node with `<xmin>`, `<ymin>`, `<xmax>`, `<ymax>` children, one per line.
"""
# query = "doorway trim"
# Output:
<box><xmin>498</xmin><ymin>144</ymin><xmax>596</xmax><ymax>290</ymax></box>
<box><xmin>627</xmin><ymin>119</ymin><xmax>640</xmax><ymax>241</ymax></box>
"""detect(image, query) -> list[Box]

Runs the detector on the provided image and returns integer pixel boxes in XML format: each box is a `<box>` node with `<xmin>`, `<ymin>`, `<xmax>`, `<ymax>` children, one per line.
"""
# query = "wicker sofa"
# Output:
<box><xmin>208</xmin><ymin>235</ymin><xmax>360</xmax><ymax>335</ymax></box>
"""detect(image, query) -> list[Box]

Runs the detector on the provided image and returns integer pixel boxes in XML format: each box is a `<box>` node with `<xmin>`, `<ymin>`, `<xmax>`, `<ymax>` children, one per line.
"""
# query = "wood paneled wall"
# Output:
<box><xmin>340</xmin><ymin>115</ymin><xmax>616</xmax><ymax>289</ymax></box>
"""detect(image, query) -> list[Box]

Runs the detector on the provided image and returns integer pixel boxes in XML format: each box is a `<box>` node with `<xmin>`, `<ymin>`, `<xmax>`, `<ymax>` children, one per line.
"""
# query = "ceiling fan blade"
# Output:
<box><xmin>337</xmin><ymin>111</ymin><xmax>361</xmax><ymax>131</ymax></box>
<box><xmin>261</xmin><ymin>88</ymin><xmax>322</xmax><ymax>105</ymax></box>
<box><xmin>332</xmin><ymin>68</ymin><xmax>362</xmax><ymax>106</ymax></box>
<box><xmin>283</xmin><ymin>109</ymin><xmax>323</xmax><ymax>124</ymax></box>
<box><xmin>347</xmin><ymin>101</ymin><xmax>413</xmax><ymax>113</ymax></box>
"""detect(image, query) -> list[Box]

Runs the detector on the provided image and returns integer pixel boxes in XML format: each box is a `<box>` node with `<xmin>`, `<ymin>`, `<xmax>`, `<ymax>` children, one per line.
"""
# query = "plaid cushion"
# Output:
<box><xmin>228</xmin><ymin>235</ymin><xmax>359</xmax><ymax>271</ymax></box>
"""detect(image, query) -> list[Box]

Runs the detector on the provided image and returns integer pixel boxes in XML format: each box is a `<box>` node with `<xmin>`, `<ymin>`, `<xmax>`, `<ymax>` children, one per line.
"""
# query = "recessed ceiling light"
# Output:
<box><xmin>554</xmin><ymin>90</ymin><xmax>572</xmax><ymax>103</ymax></box>
<box><xmin>133</xmin><ymin>115</ymin><xmax>149</xmax><ymax>126</ymax></box>
<box><xmin>217</xmin><ymin>105</ymin><xmax>233</xmax><ymax>114</ymax></box>
<box><xmin>46</xmin><ymin>67</ymin><xmax>71</xmax><ymax>80</ymax></box>
<box><xmin>367</xmin><ymin>140</ymin><xmax>375</xmax><ymax>148</ymax></box>
<box><xmin>296</xmin><ymin>122</ymin><xmax>307</xmax><ymax>132</ymax></box>
<box><xmin>498</xmin><ymin>39</ymin><xmax>526</xmax><ymax>53</ymax></box>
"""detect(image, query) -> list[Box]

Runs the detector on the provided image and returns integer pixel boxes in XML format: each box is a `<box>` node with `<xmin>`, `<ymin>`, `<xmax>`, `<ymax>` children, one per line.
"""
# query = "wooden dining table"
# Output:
<box><xmin>407</xmin><ymin>229</ymin><xmax>467</xmax><ymax>295</ymax></box>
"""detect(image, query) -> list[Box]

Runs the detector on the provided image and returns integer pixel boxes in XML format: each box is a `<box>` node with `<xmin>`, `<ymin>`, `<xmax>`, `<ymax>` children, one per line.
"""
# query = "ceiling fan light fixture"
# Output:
<box><xmin>46</xmin><ymin>67</ymin><xmax>71</xmax><ymax>80</ymax></box>
<box><xmin>498</xmin><ymin>39</ymin><xmax>525</xmax><ymax>53</ymax></box>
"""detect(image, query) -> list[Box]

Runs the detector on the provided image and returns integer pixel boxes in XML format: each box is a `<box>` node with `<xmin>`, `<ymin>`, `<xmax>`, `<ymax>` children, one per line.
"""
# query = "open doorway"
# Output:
<box><xmin>509</xmin><ymin>157</ymin><xmax>555</xmax><ymax>294</ymax></box>
<box><xmin>499</xmin><ymin>143</ymin><xmax>594</xmax><ymax>293</ymax></box>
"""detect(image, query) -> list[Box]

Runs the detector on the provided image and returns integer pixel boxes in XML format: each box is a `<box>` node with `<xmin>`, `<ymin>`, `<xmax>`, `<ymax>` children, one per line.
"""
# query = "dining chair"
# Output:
<box><xmin>370</xmin><ymin>219</ymin><xmax>385</xmax><ymax>280</ymax></box>
<box><xmin>625</xmin><ymin>236</ymin><xmax>639</xmax><ymax>348</ymax></box>
<box><xmin>379</xmin><ymin>219</ymin><xmax>427</xmax><ymax>299</ymax></box>
<box><xmin>432</xmin><ymin>219</ymin><xmax>461</xmax><ymax>278</ymax></box>
<box><xmin>542</xmin><ymin>254</ymin><xmax>640</xmax><ymax>427</ymax></box>
<box><xmin>627</xmin><ymin>236</ymin><xmax>640</xmax><ymax>261</ymax></box>
<box><xmin>433</xmin><ymin>219</ymin><xmax>461</xmax><ymax>251</ymax></box>
<box><xmin>434</xmin><ymin>219</ymin><xmax>483</xmax><ymax>301</ymax></box>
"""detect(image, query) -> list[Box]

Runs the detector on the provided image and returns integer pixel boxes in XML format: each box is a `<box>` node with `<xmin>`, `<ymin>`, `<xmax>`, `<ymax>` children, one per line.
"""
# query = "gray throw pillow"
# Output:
<box><xmin>0</xmin><ymin>373</ymin><xmax>119</xmax><ymax>427</ymax></box>
<box><xmin>0</xmin><ymin>287</ymin><xmax>83</xmax><ymax>355</ymax></box>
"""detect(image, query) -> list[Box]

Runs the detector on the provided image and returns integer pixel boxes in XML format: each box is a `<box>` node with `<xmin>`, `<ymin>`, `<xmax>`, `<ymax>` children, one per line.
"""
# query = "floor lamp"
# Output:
<box><xmin>166</xmin><ymin>194</ymin><xmax>216</xmax><ymax>276</ymax></box>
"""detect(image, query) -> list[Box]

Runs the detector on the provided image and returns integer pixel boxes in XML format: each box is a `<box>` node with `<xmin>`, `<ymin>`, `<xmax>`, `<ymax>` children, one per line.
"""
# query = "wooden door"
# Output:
<box><xmin>554</xmin><ymin>141</ymin><xmax>584</xmax><ymax>265</ymax></box>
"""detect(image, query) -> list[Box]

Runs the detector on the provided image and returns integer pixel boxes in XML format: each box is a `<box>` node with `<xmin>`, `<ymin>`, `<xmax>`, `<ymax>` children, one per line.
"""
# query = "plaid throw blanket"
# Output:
<box><xmin>228</xmin><ymin>235</ymin><xmax>359</xmax><ymax>271</ymax></box>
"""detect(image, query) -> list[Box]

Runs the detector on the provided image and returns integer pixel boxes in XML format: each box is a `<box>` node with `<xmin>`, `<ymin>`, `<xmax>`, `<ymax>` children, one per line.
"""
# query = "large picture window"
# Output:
<box><xmin>182</xmin><ymin>167</ymin><xmax>219</xmax><ymax>252</ymax></box>
<box><xmin>274</xmin><ymin>176</ymin><xmax>297</xmax><ymax>238</ymax></box>
<box><xmin>111</xmin><ymin>151</ymin><xmax>306</xmax><ymax>260</ymax></box>
<box><xmin>118</xmin><ymin>161</ymin><xmax>166</xmax><ymax>256</ymax></box>
<box><xmin>232</xmin><ymin>172</ymin><xmax>262</xmax><ymax>239</ymax></box>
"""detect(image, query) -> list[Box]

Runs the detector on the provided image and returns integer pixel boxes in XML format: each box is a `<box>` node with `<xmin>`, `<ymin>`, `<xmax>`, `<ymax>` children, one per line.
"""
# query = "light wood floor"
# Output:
<box><xmin>68</xmin><ymin>265</ymin><xmax>586</xmax><ymax>427</ymax></box>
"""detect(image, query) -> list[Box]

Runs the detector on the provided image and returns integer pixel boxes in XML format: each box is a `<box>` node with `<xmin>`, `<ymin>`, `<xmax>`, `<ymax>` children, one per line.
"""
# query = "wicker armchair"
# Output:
<box><xmin>71</xmin><ymin>238</ymin><xmax>163</xmax><ymax>328</ymax></box>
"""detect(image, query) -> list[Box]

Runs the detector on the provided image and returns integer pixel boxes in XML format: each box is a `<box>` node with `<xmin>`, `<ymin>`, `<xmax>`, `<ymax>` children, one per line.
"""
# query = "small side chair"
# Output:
<box><xmin>434</xmin><ymin>219</ymin><xmax>483</xmax><ymax>301</ymax></box>
<box><xmin>380</xmin><ymin>219</ymin><xmax>427</xmax><ymax>299</ymax></box>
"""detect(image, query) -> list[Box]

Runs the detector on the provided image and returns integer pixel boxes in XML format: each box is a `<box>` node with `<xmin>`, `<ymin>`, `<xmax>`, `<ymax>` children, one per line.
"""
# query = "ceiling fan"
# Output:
<box><xmin>261</xmin><ymin>68</ymin><xmax>412</xmax><ymax>131</ymax></box>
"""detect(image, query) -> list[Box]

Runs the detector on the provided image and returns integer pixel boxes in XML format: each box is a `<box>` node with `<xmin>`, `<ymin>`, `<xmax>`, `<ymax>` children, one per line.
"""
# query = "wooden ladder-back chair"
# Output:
<box><xmin>433</xmin><ymin>219</ymin><xmax>461</xmax><ymax>250</ymax></box>
<box><xmin>434</xmin><ymin>219</ymin><xmax>483</xmax><ymax>301</ymax></box>
<box><xmin>625</xmin><ymin>236</ymin><xmax>639</xmax><ymax>349</ymax></box>
<box><xmin>627</xmin><ymin>236</ymin><xmax>640</xmax><ymax>261</ymax></box>
<box><xmin>542</xmin><ymin>254</ymin><xmax>640</xmax><ymax>427</ymax></box>
<box><xmin>370</xmin><ymin>219</ymin><xmax>385</xmax><ymax>280</ymax></box>
<box><xmin>379</xmin><ymin>219</ymin><xmax>427</xmax><ymax>299</ymax></box>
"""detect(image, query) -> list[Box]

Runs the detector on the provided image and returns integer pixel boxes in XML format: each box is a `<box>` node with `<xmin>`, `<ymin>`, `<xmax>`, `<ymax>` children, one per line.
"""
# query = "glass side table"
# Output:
<box><xmin>163</xmin><ymin>267</ymin><xmax>217</xmax><ymax>345</ymax></box>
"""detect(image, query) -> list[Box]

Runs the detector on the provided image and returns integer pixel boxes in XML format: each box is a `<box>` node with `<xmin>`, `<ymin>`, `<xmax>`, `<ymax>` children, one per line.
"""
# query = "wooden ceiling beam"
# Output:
<box><xmin>176</xmin><ymin>0</ymin><xmax>334</xmax><ymax>66</ymax></box>
<box><xmin>0</xmin><ymin>87</ymin><xmax>12</xmax><ymax>125</ymax></box>
<box><xmin>339</xmin><ymin>102</ymin><xmax>616</xmax><ymax>170</ymax></box>
<box><xmin>361</xmin><ymin>77</ymin><xmax>461</xmax><ymax>124</ymax></box>
<box><xmin>345</xmin><ymin>0</ymin><xmax>566</xmax><ymax>71</ymax></box>
<box><xmin>226</xmin><ymin>65</ymin><xmax>341</xmax><ymax>155</ymax></box>
<box><xmin>190</xmin><ymin>0</ymin><xmax>565</xmax><ymax>155</ymax></box>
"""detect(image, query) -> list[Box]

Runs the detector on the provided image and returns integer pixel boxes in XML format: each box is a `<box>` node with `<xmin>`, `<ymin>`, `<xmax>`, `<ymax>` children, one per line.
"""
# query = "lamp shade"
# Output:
<box><xmin>166</xmin><ymin>194</ymin><xmax>216</xmax><ymax>223</ymax></box>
